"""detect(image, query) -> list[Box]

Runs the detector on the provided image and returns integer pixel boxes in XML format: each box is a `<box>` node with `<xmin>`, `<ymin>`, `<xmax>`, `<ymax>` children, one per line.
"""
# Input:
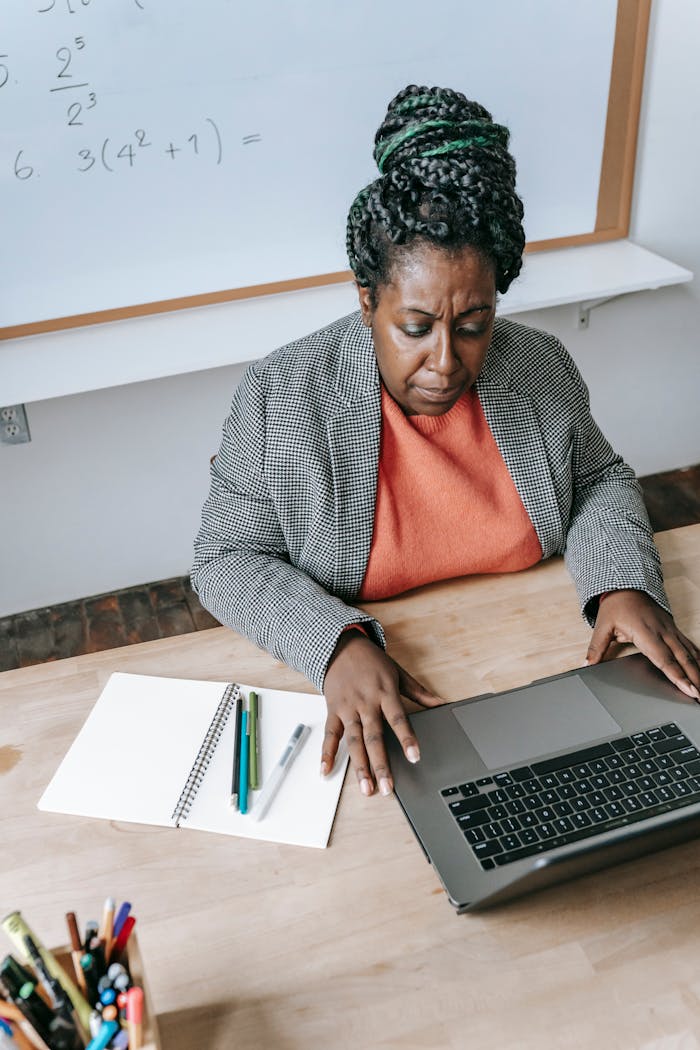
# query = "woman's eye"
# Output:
<box><xmin>458</xmin><ymin>325</ymin><xmax>488</xmax><ymax>337</ymax></box>
<box><xmin>403</xmin><ymin>326</ymin><xmax>430</xmax><ymax>337</ymax></box>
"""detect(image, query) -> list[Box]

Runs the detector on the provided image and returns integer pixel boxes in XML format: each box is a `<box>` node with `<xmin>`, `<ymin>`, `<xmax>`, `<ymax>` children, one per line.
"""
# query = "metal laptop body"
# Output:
<box><xmin>388</xmin><ymin>654</ymin><xmax>700</xmax><ymax>911</ymax></box>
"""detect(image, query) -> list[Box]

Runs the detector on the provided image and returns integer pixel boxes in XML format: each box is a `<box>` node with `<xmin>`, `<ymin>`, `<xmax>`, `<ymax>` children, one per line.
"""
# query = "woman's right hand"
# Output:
<box><xmin>321</xmin><ymin>629</ymin><xmax>444</xmax><ymax>797</ymax></box>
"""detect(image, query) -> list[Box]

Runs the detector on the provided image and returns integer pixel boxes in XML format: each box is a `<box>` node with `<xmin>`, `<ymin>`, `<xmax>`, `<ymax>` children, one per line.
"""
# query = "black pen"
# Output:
<box><xmin>229</xmin><ymin>692</ymin><xmax>242</xmax><ymax>809</ymax></box>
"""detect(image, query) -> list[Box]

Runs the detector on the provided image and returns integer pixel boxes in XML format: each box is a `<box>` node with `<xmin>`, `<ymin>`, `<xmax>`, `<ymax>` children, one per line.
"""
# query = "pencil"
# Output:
<box><xmin>229</xmin><ymin>694</ymin><xmax>242</xmax><ymax>808</ymax></box>
<box><xmin>239</xmin><ymin>710</ymin><xmax>249</xmax><ymax>814</ymax></box>
<box><xmin>249</xmin><ymin>691</ymin><xmax>259</xmax><ymax>789</ymax></box>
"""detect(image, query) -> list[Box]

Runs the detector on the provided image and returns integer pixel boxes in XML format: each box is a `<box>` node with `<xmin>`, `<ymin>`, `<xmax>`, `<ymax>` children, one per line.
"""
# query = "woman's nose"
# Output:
<box><xmin>429</xmin><ymin>329</ymin><xmax>460</xmax><ymax>375</ymax></box>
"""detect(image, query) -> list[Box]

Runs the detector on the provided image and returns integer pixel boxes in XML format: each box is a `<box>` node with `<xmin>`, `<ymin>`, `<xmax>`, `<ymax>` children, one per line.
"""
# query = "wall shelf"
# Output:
<box><xmin>0</xmin><ymin>240</ymin><xmax>692</xmax><ymax>405</ymax></box>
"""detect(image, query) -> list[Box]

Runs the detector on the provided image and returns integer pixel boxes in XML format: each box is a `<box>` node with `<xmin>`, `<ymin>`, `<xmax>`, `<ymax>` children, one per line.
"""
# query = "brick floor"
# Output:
<box><xmin>1</xmin><ymin>463</ymin><xmax>698</xmax><ymax>672</ymax></box>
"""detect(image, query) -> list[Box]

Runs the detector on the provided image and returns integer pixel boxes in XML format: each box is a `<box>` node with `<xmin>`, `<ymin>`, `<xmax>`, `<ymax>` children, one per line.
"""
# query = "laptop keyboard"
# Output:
<box><xmin>440</xmin><ymin>723</ymin><xmax>700</xmax><ymax>871</ymax></box>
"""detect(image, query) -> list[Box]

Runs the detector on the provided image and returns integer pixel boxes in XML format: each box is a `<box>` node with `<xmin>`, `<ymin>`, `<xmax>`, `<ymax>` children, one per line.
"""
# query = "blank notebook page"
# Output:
<box><xmin>37</xmin><ymin>673</ymin><xmax>226</xmax><ymax>826</ymax></box>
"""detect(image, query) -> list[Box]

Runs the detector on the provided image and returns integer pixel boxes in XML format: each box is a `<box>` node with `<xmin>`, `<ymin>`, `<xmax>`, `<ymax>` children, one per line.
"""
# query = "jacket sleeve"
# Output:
<box><xmin>191</xmin><ymin>363</ymin><xmax>385</xmax><ymax>692</ymax></box>
<box><xmin>552</xmin><ymin>338</ymin><xmax>671</xmax><ymax>625</ymax></box>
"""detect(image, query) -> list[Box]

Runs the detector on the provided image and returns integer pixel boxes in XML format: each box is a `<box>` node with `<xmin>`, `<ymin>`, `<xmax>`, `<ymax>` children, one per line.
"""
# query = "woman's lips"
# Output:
<box><xmin>413</xmin><ymin>384</ymin><xmax>463</xmax><ymax>403</ymax></box>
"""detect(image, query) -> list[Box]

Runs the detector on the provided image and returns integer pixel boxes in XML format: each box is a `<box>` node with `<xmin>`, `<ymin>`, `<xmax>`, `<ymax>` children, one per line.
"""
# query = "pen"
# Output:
<box><xmin>64</xmin><ymin>914</ymin><xmax>87</xmax><ymax>996</ymax></box>
<box><xmin>252</xmin><ymin>723</ymin><xmax>311</xmax><ymax>822</ymax></box>
<box><xmin>111</xmin><ymin>902</ymin><xmax>131</xmax><ymax>941</ymax></box>
<box><xmin>249</xmin><ymin>691</ymin><xmax>259</xmax><ymax>789</ymax></box>
<box><xmin>230</xmin><ymin>693</ymin><xmax>242</xmax><ymax>809</ymax></box>
<box><xmin>239</xmin><ymin>711</ymin><xmax>249</xmax><ymax>814</ymax></box>
<box><xmin>109</xmin><ymin>916</ymin><xmax>135</xmax><ymax>961</ymax></box>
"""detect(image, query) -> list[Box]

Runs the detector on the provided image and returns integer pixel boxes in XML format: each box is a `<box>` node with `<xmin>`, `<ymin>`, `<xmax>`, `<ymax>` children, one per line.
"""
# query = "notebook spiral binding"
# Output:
<box><xmin>171</xmin><ymin>682</ymin><xmax>241</xmax><ymax>826</ymax></box>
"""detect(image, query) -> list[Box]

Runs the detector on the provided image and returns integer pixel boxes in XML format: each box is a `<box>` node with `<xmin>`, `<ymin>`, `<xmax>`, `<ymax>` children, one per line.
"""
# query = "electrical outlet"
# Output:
<box><xmin>0</xmin><ymin>404</ymin><xmax>31</xmax><ymax>445</ymax></box>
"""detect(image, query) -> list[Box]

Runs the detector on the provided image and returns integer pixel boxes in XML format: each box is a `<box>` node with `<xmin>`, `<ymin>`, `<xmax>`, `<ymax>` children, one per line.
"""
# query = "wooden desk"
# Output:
<box><xmin>2</xmin><ymin>525</ymin><xmax>700</xmax><ymax>1050</ymax></box>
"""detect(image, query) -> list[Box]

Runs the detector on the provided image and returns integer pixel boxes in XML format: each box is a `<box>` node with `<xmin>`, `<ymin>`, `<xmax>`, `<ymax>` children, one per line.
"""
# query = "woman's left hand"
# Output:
<box><xmin>586</xmin><ymin>589</ymin><xmax>700</xmax><ymax>700</ymax></box>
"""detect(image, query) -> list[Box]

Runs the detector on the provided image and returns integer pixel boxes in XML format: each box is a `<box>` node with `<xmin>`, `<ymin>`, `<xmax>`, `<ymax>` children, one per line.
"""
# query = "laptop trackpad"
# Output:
<box><xmin>452</xmin><ymin>675</ymin><xmax>621</xmax><ymax>770</ymax></box>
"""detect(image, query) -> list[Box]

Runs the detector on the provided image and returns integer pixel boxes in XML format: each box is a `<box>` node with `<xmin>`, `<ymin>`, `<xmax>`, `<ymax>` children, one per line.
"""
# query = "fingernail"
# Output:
<box><xmin>583</xmin><ymin>659</ymin><xmax>590</xmax><ymax>667</ymax></box>
<box><xmin>320</xmin><ymin>761</ymin><xmax>329</xmax><ymax>776</ymax></box>
<box><xmin>406</xmin><ymin>745</ymin><xmax>420</xmax><ymax>764</ymax></box>
<box><xmin>360</xmin><ymin>778</ymin><xmax>373</xmax><ymax>797</ymax></box>
<box><xmin>683</xmin><ymin>682</ymin><xmax>700</xmax><ymax>700</ymax></box>
<box><xmin>379</xmin><ymin>777</ymin><xmax>393</xmax><ymax>797</ymax></box>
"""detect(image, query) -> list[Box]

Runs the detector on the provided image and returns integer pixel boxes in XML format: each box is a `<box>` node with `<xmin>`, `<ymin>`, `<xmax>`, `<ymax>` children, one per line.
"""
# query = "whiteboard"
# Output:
<box><xmin>1</xmin><ymin>0</ymin><xmax>618</xmax><ymax>331</ymax></box>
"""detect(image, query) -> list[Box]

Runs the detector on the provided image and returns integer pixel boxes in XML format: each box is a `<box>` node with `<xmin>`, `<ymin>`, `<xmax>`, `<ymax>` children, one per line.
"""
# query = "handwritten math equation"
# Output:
<box><xmin>3</xmin><ymin>6</ymin><xmax>263</xmax><ymax>182</ymax></box>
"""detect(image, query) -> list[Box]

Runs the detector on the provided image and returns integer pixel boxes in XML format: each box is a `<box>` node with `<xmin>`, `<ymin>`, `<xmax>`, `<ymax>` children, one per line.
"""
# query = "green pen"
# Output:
<box><xmin>249</xmin><ymin>691</ymin><xmax>259</xmax><ymax>789</ymax></box>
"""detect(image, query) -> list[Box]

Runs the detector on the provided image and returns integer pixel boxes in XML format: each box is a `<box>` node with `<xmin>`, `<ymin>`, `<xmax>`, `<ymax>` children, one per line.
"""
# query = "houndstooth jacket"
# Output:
<box><xmin>192</xmin><ymin>311</ymin><xmax>669</xmax><ymax>692</ymax></box>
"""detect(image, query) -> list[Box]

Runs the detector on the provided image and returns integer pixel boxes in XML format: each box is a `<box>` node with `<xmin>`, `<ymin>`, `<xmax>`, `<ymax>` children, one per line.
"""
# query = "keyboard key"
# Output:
<box><xmin>509</xmin><ymin>766</ymin><xmax>535</xmax><ymax>782</ymax></box>
<box><xmin>609</xmin><ymin>769</ymin><xmax>627</xmax><ymax>784</ymax></box>
<box><xmin>520</xmin><ymin>812</ymin><xmax>538</xmax><ymax>827</ymax></box>
<box><xmin>501</xmin><ymin>834</ymin><xmax>521</xmax><ymax>851</ymax></box>
<box><xmin>654</xmin><ymin>734</ymin><xmax>692</xmax><ymax>755</ymax></box>
<box><xmin>637</xmin><ymin>745</ymin><xmax>657</xmax><ymax>760</ymax></box>
<box><xmin>487</xmin><ymin>804</ymin><xmax>508</xmax><ymax>821</ymax></box>
<box><xmin>604</xmin><ymin>786</ymin><xmax>624</xmax><ymax>801</ymax></box>
<box><xmin>554</xmin><ymin>817</ymin><xmax>574</xmax><ymax>834</ymax></box>
<box><xmin>671</xmin><ymin>781</ymin><xmax>693</xmax><ymax>797</ymax></box>
<box><xmin>575</xmin><ymin>779</ymin><xmax>594</xmax><ymax>794</ymax></box>
<box><xmin>572</xmin><ymin>812</ymin><xmax>592</xmax><ymax>828</ymax></box>
<box><xmin>559</xmin><ymin>784</ymin><xmax>577</xmax><ymax>799</ymax></box>
<box><xmin>639</xmin><ymin>791</ymin><xmax>659</xmax><ymax>807</ymax></box>
<box><xmin>646</xmin><ymin>728</ymin><xmax>666</xmax><ymax>742</ymax></box>
<box><xmin>541</xmin><ymin>789</ymin><xmax>560</xmax><ymax>805</ymax></box>
<box><xmin>480</xmin><ymin>858</ymin><xmax>496</xmax><ymax>870</ymax></box>
<box><xmin>607</xmin><ymin>754</ymin><xmax>625</xmax><ymax>768</ymax></box>
<box><xmin>523</xmin><ymin>779</ymin><xmax>542</xmax><ymax>794</ymax></box>
<box><xmin>591</xmin><ymin>775</ymin><xmax>610</xmax><ymax>790</ymax></box>
<box><xmin>631</xmin><ymin>732</ymin><xmax>650</xmax><ymax>745</ymax></box>
<box><xmin>494</xmin><ymin>772</ymin><xmax>513</xmax><ymax>787</ymax></box>
<box><xmin>449</xmin><ymin>796</ymin><xmax>489</xmax><ymax>815</ymax></box>
<box><xmin>574</xmin><ymin>764</ymin><xmax>592</xmax><ymax>778</ymax></box>
<box><xmin>670</xmin><ymin>767</ymin><xmax>689</xmax><ymax>782</ymax></box>
<box><xmin>558</xmin><ymin>768</ymin><xmax>575</xmax><ymax>782</ymax></box>
<box><xmin>678</xmin><ymin>746</ymin><xmax>700</xmax><ymax>763</ymax></box>
<box><xmin>540</xmin><ymin>774</ymin><xmax>559</xmax><ymax>789</ymax></box>
<box><xmin>473</xmin><ymin>840</ymin><xmax>504</xmax><ymax>860</ymax></box>
<box><xmin>686</xmin><ymin>760</ymin><xmax>700</xmax><ymax>777</ymax></box>
<box><xmin>520</xmin><ymin>827</ymin><xmax>539</xmax><ymax>844</ymax></box>
<box><xmin>538</xmin><ymin>823</ymin><xmax>556</xmax><ymax>839</ymax></box>
<box><xmin>656</xmin><ymin>754</ymin><xmax>675</xmax><ymax>769</ymax></box>
<box><xmin>554</xmin><ymin>801</ymin><xmax>574</xmax><ymax>817</ymax></box>
<box><xmin>532</xmin><ymin>742</ymin><xmax>615</xmax><ymax>775</ymax></box>
<box><xmin>441</xmin><ymin>786</ymin><xmax>459</xmax><ymax>797</ymax></box>
<box><xmin>590</xmin><ymin>807</ymin><xmax>608</xmax><ymax>823</ymax></box>
<box><xmin>640</xmin><ymin>760</ymin><xmax>659</xmax><ymax>774</ymax></box>
<box><xmin>590</xmin><ymin>759</ymin><xmax>609</xmax><ymax>774</ymax></box>
<box><xmin>661</xmin><ymin>722</ymin><xmax>682</xmax><ymax>737</ymax></box>
<box><xmin>476</xmin><ymin>776</ymin><xmax>493</xmax><ymax>786</ymax></box>
<box><xmin>625</xmin><ymin>764</ymin><xmax>642</xmax><ymax>780</ymax></box>
<box><xmin>501</xmin><ymin>818</ymin><xmax>521</xmax><ymax>834</ymax></box>
<box><xmin>623</xmin><ymin>796</ymin><xmax>643</xmax><ymax>812</ymax></box>
<box><xmin>523</xmin><ymin>795</ymin><xmax>542</xmax><ymax>811</ymax></box>
<box><xmin>572</xmin><ymin>796</ymin><xmax>591</xmax><ymax>812</ymax></box>
<box><xmin>457</xmin><ymin>811</ymin><xmax>491</xmax><ymax>829</ymax></box>
<box><xmin>589</xmin><ymin>792</ymin><xmax>607</xmax><ymax>808</ymax></box>
<box><xmin>638</xmin><ymin>777</ymin><xmax>656</xmax><ymax>793</ymax></box>
<box><xmin>459</xmin><ymin>782</ymin><xmax>479</xmax><ymax>797</ymax></box>
<box><xmin>487</xmin><ymin>788</ymin><xmax>509</xmax><ymax>805</ymax></box>
<box><xmin>464</xmin><ymin>828</ymin><xmax>485</xmax><ymax>844</ymax></box>
<box><xmin>621</xmin><ymin>782</ymin><xmax>640</xmax><ymax>797</ymax></box>
<box><xmin>611</xmin><ymin>737</ymin><xmax>635</xmax><ymax>752</ymax></box>
<box><xmin>653</xmin><ymin>771</ymin><xmax>672</xmax><ymax>786</ymax></box>
<box><xmin>505</xmin><ymin>784</ymin><xmax>527</xmax><ymax>799</ymax></box>
<box><xmin>605</xmin><ymin>802</ymin><xmax>625</xmax><ymax>819</ymax></box>
<box><xmin>484</xmin><ymin>822</ymin><xmax>503</xmax><ymax>839</ymax></box>
<box><xmin>656</xmin><ymin>787</ymin><xmax>676</xmax><ymax>803</ymax></box>
<box><xmin>506</xmin><ymin>800</ymin><xmax>526</xmax><ymax>815</ymax></box>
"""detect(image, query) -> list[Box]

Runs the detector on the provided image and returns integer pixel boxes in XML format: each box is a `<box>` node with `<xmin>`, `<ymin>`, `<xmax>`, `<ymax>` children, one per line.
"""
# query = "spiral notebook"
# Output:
<box><xmin>37</xmin><ymin>672</ymin><xmax>348</xmax><ymax>849</ymax></box>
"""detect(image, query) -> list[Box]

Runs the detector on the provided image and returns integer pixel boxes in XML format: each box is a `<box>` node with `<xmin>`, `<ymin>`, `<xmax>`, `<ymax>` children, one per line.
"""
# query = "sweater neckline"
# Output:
<box><xmin>381</xmin><ymin>384</ymin><xmax>475</xmax><ymax>435</ymax></box>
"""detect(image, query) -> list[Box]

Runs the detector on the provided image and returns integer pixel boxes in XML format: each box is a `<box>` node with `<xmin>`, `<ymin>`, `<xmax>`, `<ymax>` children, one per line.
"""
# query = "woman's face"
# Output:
<box><xmin>358</xmin><ymin>242</ymin><xmax>496</xmax><ymax>416</ymax></box>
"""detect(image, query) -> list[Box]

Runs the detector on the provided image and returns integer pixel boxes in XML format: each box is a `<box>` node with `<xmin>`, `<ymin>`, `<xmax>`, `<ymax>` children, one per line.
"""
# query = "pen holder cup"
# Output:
<box><xmin>53</xmin><ymin>933</ymin><xmax>161</xmax><ymax>1049</ymax></box>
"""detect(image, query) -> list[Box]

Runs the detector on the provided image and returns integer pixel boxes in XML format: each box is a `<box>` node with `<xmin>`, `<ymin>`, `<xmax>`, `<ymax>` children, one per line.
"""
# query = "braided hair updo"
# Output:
<box><xmin>346</xmin><ymin>85</ymin><xmax>525</xmax><ymax>304</ymax></box>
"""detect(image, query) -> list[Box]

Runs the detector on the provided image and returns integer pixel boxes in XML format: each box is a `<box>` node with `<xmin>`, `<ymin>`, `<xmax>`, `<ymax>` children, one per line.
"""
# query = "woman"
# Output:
<box><xmin>192</xmin><ymin>84</ymin><xmax>700</xmax><ymax>799</ymax></box>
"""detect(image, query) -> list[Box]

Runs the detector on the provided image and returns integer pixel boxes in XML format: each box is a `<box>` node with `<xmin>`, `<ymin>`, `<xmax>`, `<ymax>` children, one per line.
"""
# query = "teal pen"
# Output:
<box><xmin>239</xmin><ymin>710</ymin><xmax>249</xmax><ymax>814</ymax></box>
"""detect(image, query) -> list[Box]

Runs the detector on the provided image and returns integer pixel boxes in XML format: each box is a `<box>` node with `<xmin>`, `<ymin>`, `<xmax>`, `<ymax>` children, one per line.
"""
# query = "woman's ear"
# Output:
<box><xmin>356</xmin><ymin>283</ymin><xmax>374</xmax><ymax>327</ymax></box>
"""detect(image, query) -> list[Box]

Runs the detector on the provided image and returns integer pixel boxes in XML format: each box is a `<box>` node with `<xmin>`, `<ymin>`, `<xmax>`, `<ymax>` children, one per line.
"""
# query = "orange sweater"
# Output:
<box><xmin>358</xmin><ymin>386</ymin><xmax>542</xmax><ymax>600</ymax></box>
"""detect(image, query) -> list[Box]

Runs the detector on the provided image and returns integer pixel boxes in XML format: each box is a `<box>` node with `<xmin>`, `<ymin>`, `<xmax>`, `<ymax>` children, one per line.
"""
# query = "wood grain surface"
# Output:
<box><xmin>1</xmin><ymin>525</ymin><xmax>700</xmax><ymax>1050</ymax></box>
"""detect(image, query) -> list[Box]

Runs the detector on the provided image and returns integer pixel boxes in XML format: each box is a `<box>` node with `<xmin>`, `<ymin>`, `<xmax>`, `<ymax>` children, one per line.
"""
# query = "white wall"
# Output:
<box><xmin>1</xmin><ymin>0</ymin><xmax>699</xmax><ymax>618</ymax></box>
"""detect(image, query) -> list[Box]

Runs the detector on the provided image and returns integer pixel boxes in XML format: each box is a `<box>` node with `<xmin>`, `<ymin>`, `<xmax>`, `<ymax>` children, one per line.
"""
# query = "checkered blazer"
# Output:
<box><xmin>192</xmin><ymin>311</ymin><xmax>669</xmax><ymax>691</ymax></box>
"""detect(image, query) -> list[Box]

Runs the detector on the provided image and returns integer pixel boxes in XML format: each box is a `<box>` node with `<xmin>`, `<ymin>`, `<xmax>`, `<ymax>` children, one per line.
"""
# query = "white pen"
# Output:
<box><xmin>252</xmin><ymin>723</ymin><xmax>311</xmax><ymax>821</ymax></box>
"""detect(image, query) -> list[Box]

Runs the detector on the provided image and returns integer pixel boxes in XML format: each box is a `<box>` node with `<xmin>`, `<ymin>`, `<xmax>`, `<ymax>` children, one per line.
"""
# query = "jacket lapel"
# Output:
<box><xmin>326</xmin><ymin>314</ymin><xmax>381</xmax><ymax>600</ymax></box>
<box><xmin>477</xmin><ymin>338</ymin><xmax>564</xmax><ymax>559</ymax></box>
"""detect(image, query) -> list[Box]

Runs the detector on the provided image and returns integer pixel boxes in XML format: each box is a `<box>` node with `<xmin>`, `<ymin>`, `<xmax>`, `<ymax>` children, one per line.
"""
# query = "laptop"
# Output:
<box><xmin>387</xmin><ymin>653</ymin><xmax>700</xmax><ymax>911</ymax></box>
